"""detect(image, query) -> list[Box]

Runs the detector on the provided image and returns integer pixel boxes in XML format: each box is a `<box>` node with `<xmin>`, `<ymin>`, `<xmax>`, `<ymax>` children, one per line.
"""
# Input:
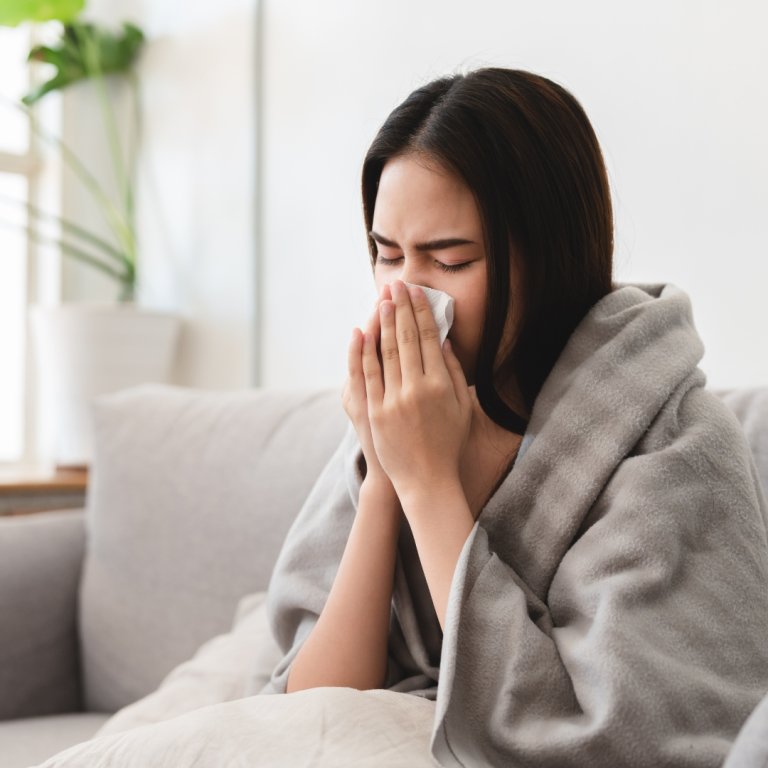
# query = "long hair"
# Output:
<box><xmin>361</xmin><ymin>68</ymin><xmax>614</xmax><ymax>433</ymax></box>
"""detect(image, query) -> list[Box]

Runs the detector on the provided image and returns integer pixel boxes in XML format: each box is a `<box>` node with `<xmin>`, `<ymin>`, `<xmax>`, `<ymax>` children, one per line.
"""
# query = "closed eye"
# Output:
<box><xmin>375</xmin><ymin>255</ymin><xmax>471</xmax><ymax>273</ymax></box>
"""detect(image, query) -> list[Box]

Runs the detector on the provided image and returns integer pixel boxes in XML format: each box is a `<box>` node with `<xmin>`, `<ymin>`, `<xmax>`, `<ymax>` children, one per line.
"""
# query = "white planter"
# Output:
<box><xmin>29</xmin><ymin>302</ymin><xmax>182</xmax><ymax>467</ymax></box>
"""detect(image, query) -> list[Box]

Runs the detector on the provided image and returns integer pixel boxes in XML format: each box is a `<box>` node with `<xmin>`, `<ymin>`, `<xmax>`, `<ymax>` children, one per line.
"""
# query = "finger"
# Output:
<box><xmin>379</xmin><ymin>298</ymin><xmax>402</xmax><ymax>391</ymax></box>
<box><xmin>368</xmin><ymin>302</ymin><xmax>380</xmax><ymax>334</ymax></box>
<box><xmin>442</xmin><ymin>338</ymin><xmax>470</xmax><ymax>407</ymax></box>
<box><xmin>375</xmin><ymin>283</ymin><xmax>393</xmax><ymax>328</ymax></box>
<box><xmin>347</xmin><ymin>327</ymin><xmax>366</xmax><ymax>401</ymax></box>
<box><xmin>361</xmin><ymin>329</ymin><xmax>384</xmax><ymax>407</ymax></box>
<box><xmin>370</xmin><ymin>283</ymin><xmax>393</xmax><ymax>370</ymax></box>
<box><xmin>389</xmin><ymin>279</ymin><xmax>423</xmax><ymax>385</ymax></box>
<box><xmin>366</xmin><ymin>306</ymin><xmax>382</xmax><ymax>368</ymax></box>
<box><xmin>405</xmin><ymin>282</ymin><xmax>447</xmax><ymax>380</ymax></box>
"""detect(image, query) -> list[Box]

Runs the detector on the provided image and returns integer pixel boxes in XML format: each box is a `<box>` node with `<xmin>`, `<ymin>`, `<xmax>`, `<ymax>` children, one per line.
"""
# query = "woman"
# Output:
<box><xmin>261</xmin><ymin>68</ymin><xmax>768</xmax><ymax>767</ymax></box>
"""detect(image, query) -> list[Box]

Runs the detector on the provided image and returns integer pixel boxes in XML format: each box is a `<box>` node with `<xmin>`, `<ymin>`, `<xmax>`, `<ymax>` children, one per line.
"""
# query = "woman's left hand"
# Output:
<box><xmin>361</xmin><ymin>279</ymin><xmax>473</xmax><ymax>503</ymax></box>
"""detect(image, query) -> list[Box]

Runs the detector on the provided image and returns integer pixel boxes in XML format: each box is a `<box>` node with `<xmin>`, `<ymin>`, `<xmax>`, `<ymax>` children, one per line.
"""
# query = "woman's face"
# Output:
<box><xmin>372</xmin><ymin>152</ymin><xmax>515</xmax><ymax>387</ymax></box>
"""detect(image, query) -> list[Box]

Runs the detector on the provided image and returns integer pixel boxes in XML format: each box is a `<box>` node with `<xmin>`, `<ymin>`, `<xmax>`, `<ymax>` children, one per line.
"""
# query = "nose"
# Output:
<box><xmin>394</xmin><ymin>260</ymin><xmax>431</xmax><ymax>292</ymax></box>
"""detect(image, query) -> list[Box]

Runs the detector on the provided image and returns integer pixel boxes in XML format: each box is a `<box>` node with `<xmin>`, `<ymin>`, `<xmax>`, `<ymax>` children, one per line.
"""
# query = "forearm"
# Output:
<box><xmin>286</xmin><ymin>479</ymin><xmax>401</xmax><ymax>692</ymax></box>
<box><xmin>400</xmin><ymin>479</ymin><xmax>475</xmax><ymax>631</ymax></box>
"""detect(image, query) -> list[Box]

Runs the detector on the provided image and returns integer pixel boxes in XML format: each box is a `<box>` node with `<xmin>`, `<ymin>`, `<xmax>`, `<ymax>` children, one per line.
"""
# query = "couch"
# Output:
<box><xmin>0</xmin><ymin>383</ymin><xmax>766</xmax><ymax>767</ymax></box>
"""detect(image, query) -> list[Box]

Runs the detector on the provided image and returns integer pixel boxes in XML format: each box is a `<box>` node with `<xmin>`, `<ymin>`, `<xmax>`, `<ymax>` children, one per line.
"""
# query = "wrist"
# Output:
<box><xmin>360</xmin><ymin>473</ymin><xmax>399</xmax><ymax>506</ymax></box>
<box><xmin>396</xmin><ymin>475</ymin><xmax>465</xmax><ymax>512</ymax></box>
<box><xmin>358</xmin><ymin>476</ymin><xmax>403</xmax><ymax>535</ymax></box>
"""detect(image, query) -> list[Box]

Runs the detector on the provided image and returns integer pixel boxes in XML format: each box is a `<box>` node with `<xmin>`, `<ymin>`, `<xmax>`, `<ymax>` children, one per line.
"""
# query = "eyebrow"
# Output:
<box><xmin>368</xmin><ymin>230</ymin><xmax>476</xmax><ymax>252</ymax></box>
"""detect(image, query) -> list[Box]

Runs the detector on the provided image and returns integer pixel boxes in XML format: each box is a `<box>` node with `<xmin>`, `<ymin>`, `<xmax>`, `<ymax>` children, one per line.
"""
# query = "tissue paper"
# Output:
<box><xmin>402</xmin><ymin>282</ymin><xmax>455</xmax><ymax>345</ymax></box>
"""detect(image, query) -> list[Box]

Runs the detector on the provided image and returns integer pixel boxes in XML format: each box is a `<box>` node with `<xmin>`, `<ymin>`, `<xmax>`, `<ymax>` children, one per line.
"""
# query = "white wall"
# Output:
<box><xmin>261</xmin><ymin>0</ymin><xmax>768</xmax><ymax>391</ymax></box>
<box><xmin>62</xmin><ymin>0</ymin><xmax>258</xmax><ymax>389</ymax></box>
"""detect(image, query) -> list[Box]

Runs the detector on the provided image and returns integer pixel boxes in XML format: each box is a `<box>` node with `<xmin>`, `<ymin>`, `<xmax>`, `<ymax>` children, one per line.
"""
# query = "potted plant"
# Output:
<box><xmin>0</xmin><ymin>0</ymin><xmax>182</xmax><ymax>468</ymax></box>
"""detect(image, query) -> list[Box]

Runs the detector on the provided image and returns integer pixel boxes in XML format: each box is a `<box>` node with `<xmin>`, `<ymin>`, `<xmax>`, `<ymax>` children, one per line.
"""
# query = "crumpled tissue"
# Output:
<box><xmin>400</xmin><ymin>282</ymin><xmax>455</xmax><ymax>345</ymax></box>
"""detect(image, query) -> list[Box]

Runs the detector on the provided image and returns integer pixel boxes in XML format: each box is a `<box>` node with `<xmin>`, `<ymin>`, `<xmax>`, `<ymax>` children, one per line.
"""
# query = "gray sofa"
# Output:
<box><xmin>0</xmin><ymin>384</ymin><xmax>349</xmax><ymax>767</ymax></box>
<box><xmin>0</xmin><ymin>383</ymin><xmax>766</xmax><ymax>767</ymax></box>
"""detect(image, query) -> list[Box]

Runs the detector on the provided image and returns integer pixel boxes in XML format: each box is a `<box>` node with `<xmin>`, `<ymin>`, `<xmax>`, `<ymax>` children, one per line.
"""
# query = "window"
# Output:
<box><xmin>0</xmin><ymin>23</ymin><xmax>56</xmax><ymax>465</ymax></box>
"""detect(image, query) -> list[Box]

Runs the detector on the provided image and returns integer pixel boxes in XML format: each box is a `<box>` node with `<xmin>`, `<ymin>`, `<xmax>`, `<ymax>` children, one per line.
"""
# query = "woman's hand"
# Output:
<box><xmin>342</xmin><ymin>285</ymin><xmax>396</xmax><ymax>495</ymax></box>
<box><xmin>362</xmin><ymin>280</ymin><xmax>472</xmax><ymax>503</ymax></box>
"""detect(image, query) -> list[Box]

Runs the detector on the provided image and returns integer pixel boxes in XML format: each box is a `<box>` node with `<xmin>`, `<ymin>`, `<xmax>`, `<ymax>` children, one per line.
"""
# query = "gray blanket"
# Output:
<box><xmin>258</xmin><ymin>281</ymin><xmax>768</xmax><ymax>767</ymax></box>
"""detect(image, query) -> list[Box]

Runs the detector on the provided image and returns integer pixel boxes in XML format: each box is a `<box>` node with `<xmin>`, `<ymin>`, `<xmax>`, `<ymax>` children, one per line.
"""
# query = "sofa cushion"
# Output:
<box><xmin>0</xmin><ymin>509</ymin><xmax>85</xmax><ymax>720</ymax></box>
<box><xmin>93</xmin><ymin>591</ymin><xmax>281</xmax><ymax>738</ymax></box>
<box><xmin>78</xmin><ymin>384</ymin><xmax>347</xmax><ymax>713</ymax></box>
<box><xmin>0</xmin><ymin>712</ymin><xmax>109</xmax><ymax>768</ymax></box>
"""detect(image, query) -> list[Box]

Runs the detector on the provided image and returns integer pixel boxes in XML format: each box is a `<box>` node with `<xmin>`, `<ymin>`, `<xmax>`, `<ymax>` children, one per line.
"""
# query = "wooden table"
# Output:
<box><xmin>0</xmin><ymin>465</ymin><xmax>89</xmax><ymax>516</ymax></box>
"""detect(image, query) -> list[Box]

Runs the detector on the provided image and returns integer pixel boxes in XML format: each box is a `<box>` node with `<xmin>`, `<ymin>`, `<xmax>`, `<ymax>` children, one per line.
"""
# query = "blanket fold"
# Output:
<box><xmin>260</xmin><ymin>281</ymin><xmax>768</xmax><ymax>768</ymax></box>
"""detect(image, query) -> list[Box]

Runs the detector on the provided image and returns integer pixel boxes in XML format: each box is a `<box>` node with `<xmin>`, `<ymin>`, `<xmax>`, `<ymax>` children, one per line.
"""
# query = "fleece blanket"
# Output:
<box><xmin>262</xmin><ymin>280</ymin><xmax>768</xmax><ymax>768</ymax></box>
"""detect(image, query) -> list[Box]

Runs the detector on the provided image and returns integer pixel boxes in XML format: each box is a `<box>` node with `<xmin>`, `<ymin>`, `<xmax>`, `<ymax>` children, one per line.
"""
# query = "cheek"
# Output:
<box><xmin>373</xmin><ymin>272</ymin><xmax>386</xmax><ymax>298</ymax></box>
<box><xmin>451</xmin><ymin>288</ymin><xmax>485</xmax><ymax>338</ymax></box>
<box><xmin>449</xmin><ymin>289</ymin><xmax>486</xmax><ymax>369</ymax></box>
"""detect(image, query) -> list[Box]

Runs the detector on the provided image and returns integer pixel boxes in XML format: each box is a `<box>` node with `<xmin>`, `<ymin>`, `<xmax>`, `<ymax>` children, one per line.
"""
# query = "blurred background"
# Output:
<box><xmin>1</xmin><ymin>0</ymin><xmax>766</xmax><ymax>469</ymax></box>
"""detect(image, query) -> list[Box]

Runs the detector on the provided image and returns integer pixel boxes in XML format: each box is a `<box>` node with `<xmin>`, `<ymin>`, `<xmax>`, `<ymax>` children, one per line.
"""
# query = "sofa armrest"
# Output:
<box><xmin>0</xmin><ymin>508</ymin><xmax>86</xmax><ymax>719</ymax></box>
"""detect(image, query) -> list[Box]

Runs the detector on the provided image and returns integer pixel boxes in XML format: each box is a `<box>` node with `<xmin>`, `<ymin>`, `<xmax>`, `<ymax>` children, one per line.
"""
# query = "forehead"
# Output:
<box><xmin>373</xmin><ymin>153</ymin><xmax>483</xmax><ymax>238</ymax></box>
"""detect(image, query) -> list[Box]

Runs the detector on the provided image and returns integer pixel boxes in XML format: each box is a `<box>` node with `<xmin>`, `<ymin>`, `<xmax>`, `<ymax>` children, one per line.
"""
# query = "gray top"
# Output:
<box><xmin>261</xmin><ymin>280</ymin><xmax>768</xmax><ymax>768</ymax></box>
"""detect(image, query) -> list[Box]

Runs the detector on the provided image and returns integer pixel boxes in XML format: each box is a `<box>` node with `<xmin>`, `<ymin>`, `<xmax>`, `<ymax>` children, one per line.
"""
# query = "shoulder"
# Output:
<box><xmin>567</xmin><ymin>380</ymin><xmax>768</xmax><ymax>582</ymax></box>
<box><xmin>651</xmin><ymin>383</ymin><xmax>767</xmax><ymax>517</ymax></box>
<box><xmin>547</xmin><ymin>378</ymin><xmax>768</xmax><ymax>643</ymax></box>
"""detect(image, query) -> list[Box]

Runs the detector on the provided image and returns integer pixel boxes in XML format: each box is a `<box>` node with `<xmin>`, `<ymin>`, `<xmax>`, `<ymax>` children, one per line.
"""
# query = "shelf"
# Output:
<box><xmin>0</xmin><ymin>465</ymin><xmax>89</xmax><ymax>516</ymax></box>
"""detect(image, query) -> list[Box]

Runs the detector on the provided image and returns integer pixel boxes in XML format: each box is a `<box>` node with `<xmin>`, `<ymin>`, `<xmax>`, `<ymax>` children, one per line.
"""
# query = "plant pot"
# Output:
<box><xmin>29</xmin><ymin>302</ymin><xmax>182</xmax><ymax>468</ymax></box>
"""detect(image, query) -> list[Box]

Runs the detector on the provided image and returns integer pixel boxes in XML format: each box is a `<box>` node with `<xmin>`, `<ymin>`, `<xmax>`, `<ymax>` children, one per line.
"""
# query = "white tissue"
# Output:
<box><xmin>402</xmin><ymin>282</ymin><xmax>455</xmax><ymax>345</ymax></box>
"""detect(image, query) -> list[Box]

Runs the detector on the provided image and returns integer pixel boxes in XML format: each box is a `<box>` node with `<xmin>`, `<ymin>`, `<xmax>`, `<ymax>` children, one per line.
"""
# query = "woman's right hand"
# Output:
<box><xmin>342</xmin><ymin>285</ymin><xmax>397</xmax><ymax>497</ymax></box>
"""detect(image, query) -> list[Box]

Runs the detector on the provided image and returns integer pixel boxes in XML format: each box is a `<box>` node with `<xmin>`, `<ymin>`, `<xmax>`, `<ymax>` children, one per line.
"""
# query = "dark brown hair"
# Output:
<box><xmin>361</xmin><ymin>67</ymin><xmax>614</xmax><ymax>434</ymax></box>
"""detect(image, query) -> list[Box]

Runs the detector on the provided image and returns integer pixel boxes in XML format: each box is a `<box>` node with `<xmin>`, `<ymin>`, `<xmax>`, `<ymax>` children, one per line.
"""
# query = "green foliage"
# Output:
<box><xmin>22</xmin><ymin>20</ymin><xmax>144</xmax><ymax>105</ymax></box>
<box><xmin>0</xmin><ymin>2</ymin><xmax>146</xmax><ymax>301</ymax></box>
<box><xmin>0</xmin><ymin>0</ymin><xmax>85</xmax><ymax>26</ymax></box>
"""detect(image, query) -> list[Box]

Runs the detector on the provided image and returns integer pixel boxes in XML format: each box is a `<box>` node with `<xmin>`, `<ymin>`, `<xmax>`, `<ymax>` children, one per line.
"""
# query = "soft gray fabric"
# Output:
<box><xmin>0</xmin><ymin>508</ymin><xmax>85</xmax><ymax>720</ymax></box>
<box><xmin>80</xmin><ymin>384</ymin><xmax>347</xmax><ymax>713</ymax></box>
<box><xmin>711</xmin><ymin>386</ymin><xmax>768</xmax><ymax>499</ymax></box>
<box><xmin>0</xmin><ymin>713</ymin><xmax>109</xmax><ymax>768</ymax></box>
<box><xmin>263</xmin><ymin>280</ymin><xmax>768</xmax><ymax>768</ymax></box>
<box><xmin>719</xmin><ymin>388</ymin><xmax>768</xmax><ymax>768</ymax></box>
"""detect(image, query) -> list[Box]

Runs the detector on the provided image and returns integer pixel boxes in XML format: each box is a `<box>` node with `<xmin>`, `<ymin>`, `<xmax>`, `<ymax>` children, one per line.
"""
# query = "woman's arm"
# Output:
<box><xmin>399</xmin><ymin>479</ymin><xmax>475</xmax><ymax>632</ymax></box>
<box><xmin>285</xmin><ymin>476</ymin><xmax>401</xmax><ymax>693</ymax></box>
<box><xmin>285</xmin><ymin>292</ymin><xmax>403</xmax><ymax>693</ymax></box>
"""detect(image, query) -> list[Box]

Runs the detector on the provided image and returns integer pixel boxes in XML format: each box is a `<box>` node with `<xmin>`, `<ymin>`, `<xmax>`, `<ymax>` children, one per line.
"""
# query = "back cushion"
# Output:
<box><xmin>79</xmin><ymin>384</ymin><xmax>348</xmax><ymax>712</ymax></box>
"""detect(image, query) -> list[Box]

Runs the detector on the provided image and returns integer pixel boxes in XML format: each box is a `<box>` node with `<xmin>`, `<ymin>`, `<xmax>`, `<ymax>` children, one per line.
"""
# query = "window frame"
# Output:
<box><xmin>0</xmin><ymin>22</ymin><xmax>60</xmax><ymax>468</ymax></box>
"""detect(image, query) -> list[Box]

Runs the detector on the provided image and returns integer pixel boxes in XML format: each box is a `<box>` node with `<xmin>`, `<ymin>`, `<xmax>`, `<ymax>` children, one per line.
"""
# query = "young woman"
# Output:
<box><xmin>262</xmin><ymin>68</ymin><xmax>768</xmax><ymax>767</ymax></box>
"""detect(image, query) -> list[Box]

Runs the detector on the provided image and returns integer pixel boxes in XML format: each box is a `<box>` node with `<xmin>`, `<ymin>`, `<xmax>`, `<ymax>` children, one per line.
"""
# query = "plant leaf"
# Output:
<box><xmin>0</xmin><ymin>0</ymin><xmax>85</xmax><ymax>26</ymax></box>
<box><xmin>21</xmin><ymin>19</ymin><xmax>145</xmax><ymax>104</ymax></box>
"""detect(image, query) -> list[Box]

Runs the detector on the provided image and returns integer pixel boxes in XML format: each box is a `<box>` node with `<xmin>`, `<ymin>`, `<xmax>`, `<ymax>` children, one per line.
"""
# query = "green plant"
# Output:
<box><xmin>0</xmin><ymin>0</ymin><xmax>145</xmax><ymax>302</ymax></box>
